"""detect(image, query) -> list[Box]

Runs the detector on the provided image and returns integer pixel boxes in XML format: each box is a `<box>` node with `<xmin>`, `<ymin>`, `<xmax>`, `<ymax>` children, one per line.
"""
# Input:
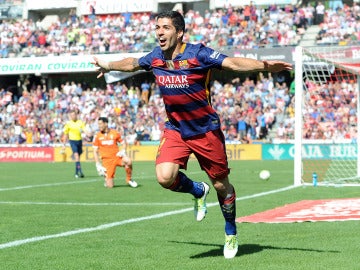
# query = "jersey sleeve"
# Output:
<box><xmin>63</xmin><ymin>123</ymin><xmax>69</xmax><ymax>135</ymax></box>
<box><xmin>92</xmin><ymin>133</ymin><xmax>99</xmax><ymax>147</ymax></box>
<box><xmin>197</xmin><ymin>46</ymin><xmax>227</xmax><ymax>69</ymax></box>
<box><xmin>138</xmin><ymin>47</ymin><xmax>162</xmax><ymax>71</ymax></box>
<box><xmin>138</xmin><ymin>51</ymin><xmax>153</xmax><ymax>71</ymax></box>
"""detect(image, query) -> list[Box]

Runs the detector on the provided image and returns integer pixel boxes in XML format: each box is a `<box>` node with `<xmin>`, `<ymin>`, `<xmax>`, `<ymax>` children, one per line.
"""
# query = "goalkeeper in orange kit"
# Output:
<box><xmin>93</xmin><ymin>117</ymin><xmax>138</xmax><ymax>188</ymax></box>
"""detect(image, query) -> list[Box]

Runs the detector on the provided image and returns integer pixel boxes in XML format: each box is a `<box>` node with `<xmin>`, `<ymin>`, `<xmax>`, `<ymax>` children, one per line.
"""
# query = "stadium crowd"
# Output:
<box><xmin>315</xmin><ymin>2</ymin><xmax>360</xmax><ymax>45</ymax></box>
<box><xmin>1</xmin><ymin>70</ymin><xmax>358</xmax><ymax>145</ymax></box>
<box><xmin>0</xmin><ymin>2</ymin><xmax>359</xmax><ymax>145</ymax></box>
<box><xmin>1</xmin><ymin>2</ymin><xmax>351</xmax><ymax>58</ymax></box>
<box><xmin>0</xmin><ymin>2</ymin><xmax>358</xmax><ymax>58</ymax></box>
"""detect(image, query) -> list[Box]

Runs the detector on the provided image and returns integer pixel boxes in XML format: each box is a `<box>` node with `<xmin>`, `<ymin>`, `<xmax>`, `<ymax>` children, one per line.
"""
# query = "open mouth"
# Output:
<box><xmin>158</xmin><ymin>38</ymin><xmax>166</xmax><ymax>47</ymax></box>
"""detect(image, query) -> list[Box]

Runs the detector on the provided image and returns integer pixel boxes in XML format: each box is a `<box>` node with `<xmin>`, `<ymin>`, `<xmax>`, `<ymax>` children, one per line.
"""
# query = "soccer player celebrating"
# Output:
<box><xmin>93</xmin><ymin>117</ymin><xmax>138</xmax><ymax>188</ymax></box>
<box><xmin>92</xmin><ymin>10</ymin><xmax>292</xmax><ymax>258</ymax></box>
<box><xmin>63</xmin><ymin>110</ymin><xmax>85</xmax><ymax>178</ymax></box>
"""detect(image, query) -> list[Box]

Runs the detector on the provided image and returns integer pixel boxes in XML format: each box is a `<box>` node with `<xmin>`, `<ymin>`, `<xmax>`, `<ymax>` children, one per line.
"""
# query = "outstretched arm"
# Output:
<box><xmin>91</xmin><ymin>56</ymin><xmax>143</xmax><ymax>78</ymax></box>
<box><xmin>222</xmin><ymin>57</ymin><xmax>293</xmax><ymax>73</ymax></box>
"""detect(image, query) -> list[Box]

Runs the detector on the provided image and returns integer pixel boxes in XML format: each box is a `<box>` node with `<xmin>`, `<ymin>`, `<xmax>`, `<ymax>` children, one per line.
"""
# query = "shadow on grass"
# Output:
<box><xmin>113</xmin><ymin>184</ymin><xmax>142</xmax><ymax>188</ymax></box>
<box><xmin>170</xmin><ymin>241</ymin><xmax>340</xmax><ymax>259</ymax></box>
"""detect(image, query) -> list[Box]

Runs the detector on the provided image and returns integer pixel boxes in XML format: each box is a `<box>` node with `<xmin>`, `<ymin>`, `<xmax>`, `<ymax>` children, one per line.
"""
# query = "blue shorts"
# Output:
<box><xmin>69</xmin><ymin>140</ymin><xmax>83</xmax><ymax>155</ymax></box>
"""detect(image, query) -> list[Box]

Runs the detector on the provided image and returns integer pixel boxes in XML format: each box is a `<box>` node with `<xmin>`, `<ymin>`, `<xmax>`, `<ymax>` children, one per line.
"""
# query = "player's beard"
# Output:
<box><xmin>159</xmin><ymin>38</ymin><xmax>181</xmax><ymax>60</ymax></box>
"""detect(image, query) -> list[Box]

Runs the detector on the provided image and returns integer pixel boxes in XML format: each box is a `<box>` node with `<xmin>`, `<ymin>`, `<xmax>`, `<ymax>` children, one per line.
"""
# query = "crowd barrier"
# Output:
<box><xmin>0</xmin><ymin>143</ymin><xmax>264</xmax><ymax>162</ymax></box>
<box><xmin>3</xmin><ymin>142</ymin><xmax>353</xmax><ymax>162</ymax></box>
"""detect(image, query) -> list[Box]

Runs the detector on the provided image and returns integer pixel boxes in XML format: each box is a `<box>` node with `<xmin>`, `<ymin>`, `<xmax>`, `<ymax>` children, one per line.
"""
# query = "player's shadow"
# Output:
<box><xmin>91</xmin><ymin>178</ymin><xmax>142</xmax><ymax>188</ymax></box>
<box><xmin>113</xmin><ymin>184</ymin><xmax>142</xmax><ymax>188</ymax></box>
<box><xmin>169</xmin><ymin>241</ymin><xmax>340</xmax><ymax>259</ymax></box>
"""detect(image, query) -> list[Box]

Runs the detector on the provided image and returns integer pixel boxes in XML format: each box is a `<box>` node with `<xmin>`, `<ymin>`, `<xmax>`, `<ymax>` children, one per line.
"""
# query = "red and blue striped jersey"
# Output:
<box><xmin>138</xmin><ymin>43</ymin><xmax>227</xmax><ymax>138</ymax></box>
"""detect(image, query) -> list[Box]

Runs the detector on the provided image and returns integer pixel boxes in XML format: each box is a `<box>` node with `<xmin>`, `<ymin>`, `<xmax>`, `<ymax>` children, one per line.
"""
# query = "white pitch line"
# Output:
<box><xmin>235</xmin><ymin>185</ymin><xmax>297</xmax><ymax>201</ymax></box>
<box><xmin>0</xmin><ymin>185</ymin><xmax>296</xmax><ymax>206</ymax></box>
<box><xmin>0</xmin><ymin>171</ymin><xmax>202</xmax><ymax>192</ymax></box>
<box><xmin>0</xmin><ymin>179</ymin><xmax>99</xmax><ymax>191</ymax></box>
<box><xmin>0</xmin><ymin>201</ymin><xmax>192</xmax><ymax>206</ymax></box>
<box><xmin>0</xmin><ymin>185</ymin><xmax>297</xmax><ymax>250</ymax></box>
<box><xmin>0</xmin><ymin>207</ymin><xmax>194</xmax><ymax>250</ymax></box>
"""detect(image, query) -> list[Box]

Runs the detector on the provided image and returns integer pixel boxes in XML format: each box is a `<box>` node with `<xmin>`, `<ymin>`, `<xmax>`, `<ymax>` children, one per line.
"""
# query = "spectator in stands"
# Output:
<box><xmin>315</xmin><ymin>2</ymin><xmax>325</xmax><ymax>25</ymax></box>
<box><xmin>276</xmin><ymin>122</ymin><xmax>286</xmax><ymax>139</ymax></box>
<box><xmin>89</xmin><ymin>5</ymin><xmax>96</xmax><ymax>22</ymax></box>
<box><xmin>140</xmin><ymin>80</ymin><xmax>150</xmax><ymax>104</ymax></box>
<box><xmin>329</xmin><ymin>0</ymin><xmax>344</xmax><ymax>11</ymax></box>
<box><xmin>237</xmin><ymin>114</ymin><xmax>247</xmax><ymax>140</ymax></box>
<box><xmin>305</xmin><ymin>3</ymin><xmax>315</xmax><ymax>26</ymax></box>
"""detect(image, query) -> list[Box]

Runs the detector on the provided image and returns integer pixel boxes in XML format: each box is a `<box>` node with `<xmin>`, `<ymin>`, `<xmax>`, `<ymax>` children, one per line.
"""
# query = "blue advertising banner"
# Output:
<box><xmin>262</xmin><ymin>144</ymin><xmax>357</xmax><ymax>160</ymax></box>
<box><xmin>263</xmin><ymin>144</ymin><xmax>293</xmax><ymax>160</ymax></box>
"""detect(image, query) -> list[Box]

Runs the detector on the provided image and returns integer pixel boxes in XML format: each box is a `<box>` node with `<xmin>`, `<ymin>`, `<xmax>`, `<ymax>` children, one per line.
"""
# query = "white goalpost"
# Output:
<box><xmin>294</xmin><ymin>45</ymin><xmax>360</xmax><ymax>187</ymax></box>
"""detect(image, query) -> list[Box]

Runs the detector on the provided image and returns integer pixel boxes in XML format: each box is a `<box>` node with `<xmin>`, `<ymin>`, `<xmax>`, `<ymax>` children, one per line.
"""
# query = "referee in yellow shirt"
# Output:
<box><xmin>63</xmin><ymin>110</ymin><xmax>86</xmax><ymax>178</ymax></box>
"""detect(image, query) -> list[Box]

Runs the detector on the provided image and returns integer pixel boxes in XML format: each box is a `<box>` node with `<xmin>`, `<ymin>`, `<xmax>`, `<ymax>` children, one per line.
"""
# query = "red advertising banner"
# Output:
<box><xmin>0</xmin><ymin>147</ymin><xmax>54</xmax><ymax>162</ymax></box>
<box><xmin>236</xmin><ymin>198</ymin><xmax>360</xmax><ymax>223</ymax></box>
<box><xmin>312</xmin><ymin>46</ymin><xmax>360</xmax><ymax>74</ymax></box>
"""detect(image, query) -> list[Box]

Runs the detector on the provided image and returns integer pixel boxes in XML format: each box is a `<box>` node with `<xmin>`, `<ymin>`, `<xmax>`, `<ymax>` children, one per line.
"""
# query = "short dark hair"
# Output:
<box><xmin>69</xmin><ymin>109</ymin><xmax>79</xmax><ymax>114</ymax></box>
<box><xmin>98</xmin><ymin>117</ymin><xmax>108</xmax><ymax>123</ymax></box>
<box><xmin>156</xmin><ymin>10</ymin><xmax>185</xmax><ymax>33</ymax></box>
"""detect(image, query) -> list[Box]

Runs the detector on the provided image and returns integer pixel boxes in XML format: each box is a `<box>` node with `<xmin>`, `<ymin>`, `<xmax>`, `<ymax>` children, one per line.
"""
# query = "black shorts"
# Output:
<box><xmin>69</xmin><ymin>140</ymin><xmax>83</xmax><ymax>155</ymax></box>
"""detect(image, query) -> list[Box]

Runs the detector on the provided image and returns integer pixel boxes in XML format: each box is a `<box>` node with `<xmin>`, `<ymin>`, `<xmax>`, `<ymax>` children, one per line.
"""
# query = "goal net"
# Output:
<box><xmin>294</xmin><ymin>46</ymin><xmax>360</xmax><ymax>186</ymax></box>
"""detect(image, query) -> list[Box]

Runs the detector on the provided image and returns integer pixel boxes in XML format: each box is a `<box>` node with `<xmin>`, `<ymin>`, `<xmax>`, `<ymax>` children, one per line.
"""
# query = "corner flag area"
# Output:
<box><xmin>236</xmin><ymin>198</ymin><xmax>360</xmax><ymax>223</ymax></box>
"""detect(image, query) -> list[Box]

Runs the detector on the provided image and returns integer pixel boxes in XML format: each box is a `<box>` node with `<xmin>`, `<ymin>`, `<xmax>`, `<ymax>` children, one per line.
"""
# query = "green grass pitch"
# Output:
<box><xmin>0</xmin><ymin>160</ymin><xmax>359</xmax><ymax>270</ymax></box>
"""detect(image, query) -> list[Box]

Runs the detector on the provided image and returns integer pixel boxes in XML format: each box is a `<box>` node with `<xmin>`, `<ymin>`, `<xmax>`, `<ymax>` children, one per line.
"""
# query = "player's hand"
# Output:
<box><xmin>116</xmin><ymin>150</ymin><xmax>126</xmax><ymax>157</ymax></box>
<box><xmin>96</xmin><ymin>162</ymin><xmax>107</xmax><ymax>176</ymax></box>
<box><xmin>265</xmin><ymin>60</ymin><xmax>293</xmax><ymax>73</ymax></box>
<box><xmin>91</xmin><ymin>56</ymin><xmax>110</xmax><ymax>78</ymax></box>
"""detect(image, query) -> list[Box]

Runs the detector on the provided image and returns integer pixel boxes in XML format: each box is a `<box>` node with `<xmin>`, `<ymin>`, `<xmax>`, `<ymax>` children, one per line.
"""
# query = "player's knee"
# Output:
<box><xmin>211</xmin><ymin>178</ymin><xmax>234</xmax><ymax>197</ymax></box>
<box><xmin>156</xmin><ymin>171</ymin><xmax>176</xmax><ymax>188</ymax></box>
<box><xmin>123</xmin><ymin>156</ymin><xmax>132</xmax><ymax>164</ymax></box>
<box><xmin>156</xmin><ymin>163</ymin><xmax>179</xmax><ymax>188</ymax></box>
<box><xmin>156</xmin><ymin>175</ymin><xmax>173</xmax><ymax>188</ymax></box>
<box><xmin>105</xmin><ymin>179</ymin><xmax>114</xmax><ymax>188</ymax></box>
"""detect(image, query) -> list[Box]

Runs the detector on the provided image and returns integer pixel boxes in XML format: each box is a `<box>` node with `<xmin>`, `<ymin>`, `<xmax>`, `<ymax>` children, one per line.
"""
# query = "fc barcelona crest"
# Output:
<box><xmin>179</xmin><ymin>60</ymin><xmax>189</xmax><ymax>69</ymax></box>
